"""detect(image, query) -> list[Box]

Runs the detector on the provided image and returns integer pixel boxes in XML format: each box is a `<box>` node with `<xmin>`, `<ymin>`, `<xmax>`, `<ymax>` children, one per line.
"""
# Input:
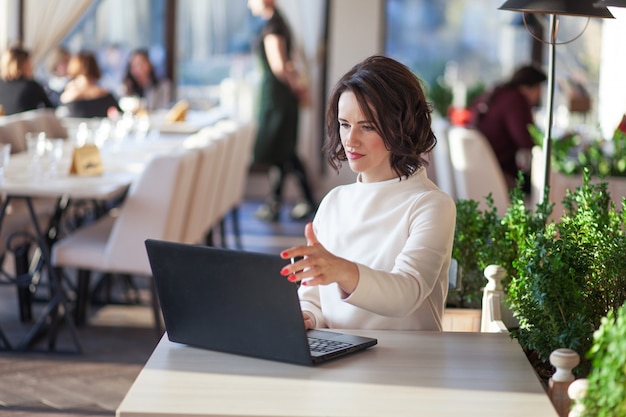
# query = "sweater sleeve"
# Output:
<box><xmin>344</xmin><ymin>191</ymin><xmax>456</xmax><ymax>318</ymax></box>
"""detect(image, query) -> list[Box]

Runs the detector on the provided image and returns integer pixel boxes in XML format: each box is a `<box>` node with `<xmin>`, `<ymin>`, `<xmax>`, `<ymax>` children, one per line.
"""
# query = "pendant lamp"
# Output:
<box><xmin>594</xmin><ymin>0</ymin><xmax>626</xmax><ymax>7</ymax></box>
<box><xmin>499</xmin><ymin>0</ymin><xmax>613</xmax><ymax>204</ymax></box>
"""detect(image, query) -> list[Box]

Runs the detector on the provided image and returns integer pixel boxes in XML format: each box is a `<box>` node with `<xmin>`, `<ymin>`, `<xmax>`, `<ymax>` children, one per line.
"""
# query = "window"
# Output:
<box><xmin>58</xmin><ymin>0</ymin><xmax>257</xmax><ymax>109</ymax></box>
<box><xmin>385</xmin><ymin>0</ymin><xmax>603</xmax><ymax>130</ymax></box>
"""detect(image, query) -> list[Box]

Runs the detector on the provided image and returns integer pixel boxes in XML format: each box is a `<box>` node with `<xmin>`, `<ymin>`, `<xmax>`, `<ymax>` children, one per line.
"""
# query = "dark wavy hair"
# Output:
<box><xmin>0</xmin><ymin>46</ymin><xmax>30</xmax><ymax>81</ymax></box>
<box><xmin>124</xmin><ymin>49</ymin><xmax>158</xmax><ymax>98</ymax></box>
<box><xmin>323</xmin><ymin>55</ymin><xmax>436</xmax><ymax>179</ymax></box>
<box><xmin>67</xmin><ymin>50</ymin><xmax>101</xmax><ymax>80</ymax></box>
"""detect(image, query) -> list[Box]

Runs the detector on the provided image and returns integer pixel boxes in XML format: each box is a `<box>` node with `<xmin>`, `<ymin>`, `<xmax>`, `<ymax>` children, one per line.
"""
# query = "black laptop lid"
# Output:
<box><xmin>145</xmin><ymin>239</ymin><xmax>314</xmax><ymax>365</ymax></box>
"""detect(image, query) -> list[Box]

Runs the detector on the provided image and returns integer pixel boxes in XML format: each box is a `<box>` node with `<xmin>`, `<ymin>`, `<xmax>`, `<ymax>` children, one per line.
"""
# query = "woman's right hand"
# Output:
<box><xmin>303</xmin><ymin>311</ymin><xmax>315</xmax><ymax>329</ymax></box>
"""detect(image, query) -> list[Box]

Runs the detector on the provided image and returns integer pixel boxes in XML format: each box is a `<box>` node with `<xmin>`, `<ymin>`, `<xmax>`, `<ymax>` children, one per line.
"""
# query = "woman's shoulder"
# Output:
<box><xmin>62</xmin><ymin>83</ymin><xmax>115</xmax><ymax>103</ymax></box>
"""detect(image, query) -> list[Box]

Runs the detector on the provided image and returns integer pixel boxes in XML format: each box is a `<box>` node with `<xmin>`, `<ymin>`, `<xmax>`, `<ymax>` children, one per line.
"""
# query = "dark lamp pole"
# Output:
<box><xmin>498</xmin><ymin>0</ymin><xmax>613</xmax><ymax>204</ymax></box>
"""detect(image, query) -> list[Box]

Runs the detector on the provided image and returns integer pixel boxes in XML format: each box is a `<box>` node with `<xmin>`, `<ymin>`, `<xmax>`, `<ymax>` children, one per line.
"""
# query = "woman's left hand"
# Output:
<box><xmin>280</xmin><ymin>222</ymin><xmax>359</xmax><ymax>295</ymax></box>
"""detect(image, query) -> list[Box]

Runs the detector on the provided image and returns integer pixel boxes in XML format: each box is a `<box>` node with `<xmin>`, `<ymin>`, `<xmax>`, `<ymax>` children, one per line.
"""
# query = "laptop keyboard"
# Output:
<box><xmin>308</xmin><ymin>337</ymin><xmax>352</xmax><ymax>353</ymax></box>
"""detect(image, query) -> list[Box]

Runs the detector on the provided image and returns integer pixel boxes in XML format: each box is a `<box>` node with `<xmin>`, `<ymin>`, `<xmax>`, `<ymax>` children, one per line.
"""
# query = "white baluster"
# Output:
<box><xmin>549</xmin><ymin>348</ymin><xmax>580</xmax><ymax>417</ymax></box>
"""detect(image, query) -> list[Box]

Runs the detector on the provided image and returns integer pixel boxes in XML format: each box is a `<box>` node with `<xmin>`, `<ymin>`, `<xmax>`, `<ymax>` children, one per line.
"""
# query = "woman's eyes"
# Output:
<box><xmin>339</xmin><ymin>122</ymin><xmax>374</xmax><ymax>131</ymax></box>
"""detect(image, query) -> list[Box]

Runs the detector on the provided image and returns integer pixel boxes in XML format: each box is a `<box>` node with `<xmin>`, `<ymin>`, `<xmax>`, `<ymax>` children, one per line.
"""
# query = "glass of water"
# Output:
<box><xmin>0</xmin><ymin>143</ymin><xmax>12</xmax><ymax>183</ymax></box>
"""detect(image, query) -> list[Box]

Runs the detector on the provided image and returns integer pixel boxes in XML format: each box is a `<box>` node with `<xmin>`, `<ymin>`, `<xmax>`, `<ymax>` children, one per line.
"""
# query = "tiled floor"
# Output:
<box><xmin>0</xmin><ymin>199</ymin><xmax>308</xmax><ymax>416</ymax></box>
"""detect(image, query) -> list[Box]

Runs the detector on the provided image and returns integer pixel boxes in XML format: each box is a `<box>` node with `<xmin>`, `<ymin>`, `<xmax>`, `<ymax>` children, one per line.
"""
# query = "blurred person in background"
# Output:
<box><xmin>121</xmin><ymin>49</ymin><xmax>171</xmax><ymax>111</ymax></box>
<box><xmin>248</xmin><ymin>0</ymin><xmax>317</xmax><ymax>222</ymax></box>
<box><xmin>0</xmin><ymin>46</ymin><xmax>54</xmax><ymax>115</ymax></box>
<box><xmin>44</xmin><ymin>46</ymin><xmax>71</xmax><ymax>106</ymax></box>
<box><xmin>60</xmin><ymin>50</ymin><xmax>121</xmax><ymax>118</ymax></box>
<box><xmin>469</xmin><ymin>64</ymin><xmax>546</xmax><ymax>192</ymax></box>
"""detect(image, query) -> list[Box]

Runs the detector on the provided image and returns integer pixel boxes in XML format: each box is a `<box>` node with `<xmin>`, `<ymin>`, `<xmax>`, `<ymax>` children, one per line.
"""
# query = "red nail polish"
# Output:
<box><xmin>301</xmin><ymin>281</ymin><xmax>308</xmax><ymax>286</ymax></box>
<box><xmin>288</xmin><ymin>275</ymin><xmax>296</xmax><ymax>282</ymax></box>
<box><xmin>280</xmin><ymin>267</ymin><xmax>289</xmax><ymax>276</ymax></box>
<box><xmin>280</xmin><ymin>251</ymin><xmax>288</xmax><ymax>257</ymax></box>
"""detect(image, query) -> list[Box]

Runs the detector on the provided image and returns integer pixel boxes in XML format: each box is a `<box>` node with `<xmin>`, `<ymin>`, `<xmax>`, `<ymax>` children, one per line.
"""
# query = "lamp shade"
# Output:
<box><xmin>499</xmin><ymin>0</ymin><xmax>614</xmax><ymax>17</ymax></box>
<box><xmin>594</xmin><ymin>0</ymin><xmax>626</xmax><ymax>7</ymax></box>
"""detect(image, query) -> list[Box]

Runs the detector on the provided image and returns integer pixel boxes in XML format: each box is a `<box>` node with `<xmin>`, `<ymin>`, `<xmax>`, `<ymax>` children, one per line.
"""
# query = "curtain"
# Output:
<box><xmin>0</xmin><ymin>0</ymin><xmax>19</xmax><ymax>51</ymax></box>
<box><xmin>23</xmin><ymin>0</ymin><xmax>94</xmax><ymax>65</ymax></box>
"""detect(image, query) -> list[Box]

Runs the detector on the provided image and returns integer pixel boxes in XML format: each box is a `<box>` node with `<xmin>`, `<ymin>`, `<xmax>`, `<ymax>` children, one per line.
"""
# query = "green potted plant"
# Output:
<box><xmin>450</xmin><ymin>175</ymin><xmax>546</xmax><ymax>309</ymax></box>
<box><xmin>579</xmin><ymin>301</ymin><xmax>626</xmax><ymax>417</ymax></box>
<box><xmin>453</xmin><ymin>170</ymin><xmax>626</xmax><ymax>380</ymax></box>
<box><xmin>506</xmin><ymin>170</ymin><xmax>626</xmax><ymax>378</ymax></box>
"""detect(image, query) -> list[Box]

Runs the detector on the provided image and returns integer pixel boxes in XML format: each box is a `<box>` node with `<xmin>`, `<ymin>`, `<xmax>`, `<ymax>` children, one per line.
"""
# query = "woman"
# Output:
<box><xmin>60</xmin><ymin>50</ymin><xmax>121</xmax><ymax>118</ymax></box>
<box><xmin>122</xmin><ymin>49</ymin><xmax>171</xmax><ymax>110</ymax></box>
<box><xmin>469</xmin><ymin>65</ymin><xmax>547</xmax><ymax>192</ymax></box>
<box><xmin>45</xmin><ymin>46</ymin><xmax>71</xmax><ymax>106</ymax></box>
<box><xmin>247</xmin><ymin>0</ymin><xmax>316</xmax><ymax>222</ymax></box>
<box><xmin>0</xmin><ymin>46</ymin><xmax>54</xmax><ymax>115</ymax></box>
<box><xmin>280</xmin><ymin>55</ymin><xmax>456</xmax><ymax>331</ymax></box>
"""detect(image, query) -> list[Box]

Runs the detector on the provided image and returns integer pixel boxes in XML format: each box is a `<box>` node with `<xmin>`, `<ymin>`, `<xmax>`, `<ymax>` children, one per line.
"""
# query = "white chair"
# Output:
<box><xmin>222</xmin><ymin>120</ymin><xmax>256</xmax><ymax>248</ymax></box>
<box><xmin>430</xmin><ymin>118</ymin><xmax>456</xmax><ymax>199</ymax></box>
<box><xmin>206</xmin><ymin>120</ymin><xmax>246</xmax><ymax>248</ymax></box>
<box><xmin>50</xmin><ymin>149</ymin><xmax>200</xmax><ymax>334</ymax></box>
<box><xmin>0</xmin><ymin>108</ymin><xmax>67</xmax><ymax>153</ymax></box>
<box><xmin>180</xmin><ymin>128</ymin><xmax>229</xmax><ymax>244</ymax></box>
<box><xmin>448</xmin><ymin>126</ymin><xmax>510</xmax><ymax>213</ymax></box>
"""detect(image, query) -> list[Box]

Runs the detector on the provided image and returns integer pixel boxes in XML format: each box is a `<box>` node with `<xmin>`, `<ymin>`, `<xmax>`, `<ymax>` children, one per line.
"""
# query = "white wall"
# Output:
<box><xmin>321</xmin><ymin>0</ymin><xmax>384</xmax><ymax>192</ymax></box>
<box><xmin>599</xmin><ymin>8</ymin><xmax>626</xmax><ymax>138</ymax></box>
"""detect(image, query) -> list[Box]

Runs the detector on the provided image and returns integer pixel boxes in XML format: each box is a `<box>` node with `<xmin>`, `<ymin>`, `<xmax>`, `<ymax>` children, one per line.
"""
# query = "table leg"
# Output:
<box><xmin>14</xmin><ymin>242</ymin><xmax>33</xmax><ymax>322</ymax></box>
<box><xmin>15</xmin><ymin>197</ymin><xmax>82</xmax><ymax>353</ymax></box>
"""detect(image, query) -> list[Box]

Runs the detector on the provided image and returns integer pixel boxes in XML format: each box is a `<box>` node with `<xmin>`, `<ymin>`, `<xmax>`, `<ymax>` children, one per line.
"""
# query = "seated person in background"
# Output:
<box><xmin>469</xmin><ymin>65</ymin><xmax>547</xmax><ymax>192</ymax></box>
<box><xmin>122</xmin><ymin>49</ymin><xmax>171</xmax><ymax>111</ymax></box>
<box><xmin>279</xmin><ymin>55</ymin><xmax>456</xmax><ymax>331</ymax></box>
<box><xmin>44</xmin><ymin>46</ymin><xmax>71</xmax><ymax>106</ymax></box>
<box><xmin>60</xmin><ymin>50</ymin><xmax>121</xmax><ymax>118</ymax></box>
<box><xmin>0</xmin><ymin>46</ymin><xmax>54</xmax><ymax>115</ymax></box>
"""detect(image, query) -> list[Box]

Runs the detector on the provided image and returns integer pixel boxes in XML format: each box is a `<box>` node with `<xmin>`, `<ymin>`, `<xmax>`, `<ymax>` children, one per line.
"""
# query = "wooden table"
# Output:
<box><xmin>116</xmin><ymin>330</ymin><xmax>558</xmax><ymax>417</ymax></box>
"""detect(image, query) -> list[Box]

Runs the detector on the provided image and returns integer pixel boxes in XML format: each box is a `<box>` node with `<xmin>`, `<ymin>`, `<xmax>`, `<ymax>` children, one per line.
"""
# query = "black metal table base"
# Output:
<box><xmin>0</xmin><ymin>195</ymin><xmax>83</xmax><ymax>354</ymax></box>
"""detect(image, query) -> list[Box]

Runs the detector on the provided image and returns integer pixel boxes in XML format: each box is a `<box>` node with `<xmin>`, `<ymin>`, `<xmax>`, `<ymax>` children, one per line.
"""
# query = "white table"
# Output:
<box><xmin>0</xmin><ymin>147</ymin><xmax>139</xmax><ymax>352</ymax></box>
<box><xmin>116</xmin><ymin>330</ymin><xmax>559</xmax><ymax>417</ymax></box>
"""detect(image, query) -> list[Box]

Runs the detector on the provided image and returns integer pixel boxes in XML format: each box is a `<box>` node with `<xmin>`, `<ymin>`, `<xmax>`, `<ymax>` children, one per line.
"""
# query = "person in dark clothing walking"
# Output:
<box><xmin>248</xmin><ymin>0</ymin><xmax>317</xmax><ymax>222</ymax></box>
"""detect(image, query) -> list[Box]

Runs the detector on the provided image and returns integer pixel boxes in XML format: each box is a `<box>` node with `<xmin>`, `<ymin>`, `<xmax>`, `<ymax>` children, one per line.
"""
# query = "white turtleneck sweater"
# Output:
<box><xmin>298</xmin><ymin>168</ymin><xmax>456</xmax><ymax>331</ymax></box>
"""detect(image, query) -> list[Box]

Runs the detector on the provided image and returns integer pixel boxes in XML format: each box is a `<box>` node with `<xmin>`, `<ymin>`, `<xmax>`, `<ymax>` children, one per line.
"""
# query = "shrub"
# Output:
<box><xmin>582</xmin><ymin>302</ymin><xmax>626</xmax><ymax>417</ymax></box>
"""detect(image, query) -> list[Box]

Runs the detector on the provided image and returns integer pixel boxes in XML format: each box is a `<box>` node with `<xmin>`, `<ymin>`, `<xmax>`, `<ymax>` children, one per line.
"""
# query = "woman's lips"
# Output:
<box><xmin>347</xmin><ymin>151</ymin><xmax>364</xmax><ymax>160</ymax></box>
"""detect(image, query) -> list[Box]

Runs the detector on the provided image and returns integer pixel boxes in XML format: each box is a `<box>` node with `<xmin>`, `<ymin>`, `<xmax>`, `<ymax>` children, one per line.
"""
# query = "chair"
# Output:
<box><xmin>204</xmin><ymin>120</ymin><xmax>254</xmax><ymax>248</ymax></box>
<box><xmin>448</xmin><ymin>126</ymin><xmax>510</xmax><ymax>213</ymax></box>
<box><xmin>0</xmin><ymin>108</ymin><xmax>67</xmax><ymax>152</ymax></box>
<box><xmin>430</xmin><ymin>118</ymin><xmax>456</xmax><ymax>199</ymax></box>
<box><xmin>50</xmin><ymin>149</ymin><xmax>200</xmax><ymax>334</ymax></box>
<box><xmin>180</xmin><ymin>127</ymin><xmax>229</xmax><ymax>244</ymax></box>
<box><xmin>220</xmin><ymin>120</ymin><xmax>257</xmax><ymax>248</ymax></box>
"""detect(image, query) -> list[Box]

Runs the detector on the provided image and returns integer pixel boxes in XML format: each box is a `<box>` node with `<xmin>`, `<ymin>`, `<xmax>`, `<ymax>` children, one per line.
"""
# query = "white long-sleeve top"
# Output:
<box><xmin>298</xmin><ymin>168</ymin><xmax>456</xmax><ymax>331</ymax></box>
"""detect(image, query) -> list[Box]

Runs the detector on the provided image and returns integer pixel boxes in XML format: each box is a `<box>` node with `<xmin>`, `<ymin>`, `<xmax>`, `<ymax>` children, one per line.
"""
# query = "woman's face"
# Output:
<box><xmin>130</xmin><ymin>54</ymin><xmax>152</xmax><ymax>82</ymax></box>
<box><xmin>337</xmin><ymin>91</ymin><xmax>394</xmax><ymax>183</ymax></box>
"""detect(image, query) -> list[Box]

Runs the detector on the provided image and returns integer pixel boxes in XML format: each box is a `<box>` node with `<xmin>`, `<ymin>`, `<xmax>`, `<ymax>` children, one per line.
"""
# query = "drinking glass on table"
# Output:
<box><xmin>47</xmin><ymin>138</ymin><xmax>65</xmax><ymax>177</ymax></box>
<box><xmin>26</xmin><ymin>131</ymin><xmax>47</xmax><ymax>160</ymax></box>
<box><xmin>0</xmin><ymin>143</ymin><xmax>11</xmax><ymax>183</ymax></box>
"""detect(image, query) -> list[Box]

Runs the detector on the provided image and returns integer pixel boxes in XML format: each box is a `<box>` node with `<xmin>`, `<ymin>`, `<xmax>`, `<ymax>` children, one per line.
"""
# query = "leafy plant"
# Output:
<box><xmin>529</xmin><ymin>124</ymin><xmax>626</xmax><ymax>178</ymax></box>
<box><xmin>451</xmin><ymin>175</ymin><xmax>548</xmax><ymax>308</ymax></box>
<box><xmin>507</xmin><ymin>169</ymin><xmax>626</xmax><ymax>377</ymax></box>
<box><xmin>582</xmin><ymin>302</ymin><xmax>626</xmax><ymax>417</ymax></box>
<box><xmin>428</xmin><ymin>77</ymin><xmax>453</xmax><ymax>118</ymax></box>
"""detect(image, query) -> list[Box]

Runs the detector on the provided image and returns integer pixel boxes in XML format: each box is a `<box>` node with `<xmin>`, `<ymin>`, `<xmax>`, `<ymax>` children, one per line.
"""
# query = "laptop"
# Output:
<box><xmin>145</xmin><ymin>239</ymin><xmax>378</xmax><ymax>366</ymax></box>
